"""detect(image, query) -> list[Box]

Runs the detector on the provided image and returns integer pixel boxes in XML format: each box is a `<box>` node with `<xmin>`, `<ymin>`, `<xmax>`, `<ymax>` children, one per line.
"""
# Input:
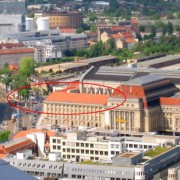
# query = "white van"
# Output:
<box><xmin>29</xmin><ymin>96</ymin><xmax>36</xmax><ymax>100</ymax></box>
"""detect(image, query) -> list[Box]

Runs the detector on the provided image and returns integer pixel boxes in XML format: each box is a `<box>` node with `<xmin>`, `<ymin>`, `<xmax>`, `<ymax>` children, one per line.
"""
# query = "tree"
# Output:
<box><xmin>167</xmin><ymin>13</ymin><xmax>174</xmax><ymax>19</ymax></box>
<box><xmin>18</xmin><ymin>57</ymin><xmax>35</xmax><ymax>77</ymax></box>
<box><xmin>0</xmin><ymin>65</ymin><xmax>13</xmax><ymax>91</ymax></box>
<box><xmin>0</xmin><ymin>131</ymin><xmax>10</xmax><ymax>143</ymax></box>
<box><xmin>89</xmin><ymin>14</ymin><xmax>97</xmax><ymax>22</ymax></box>
<box><xmin>166</xmin><ymin>22</ymin><xmax>174</xmax><ymax>35</ymax></box>
<box><xmin>139</xmin><ymin>25</ymin><xmax>145</xmax><ymax>32</ymax></box>
<box><xmin>76</xmin><ymin>28</ymin><xmax>84</xmax><ymax>34</ymax></box>
<box><xmin>155</xmin><ymin>20</ymin><xmax>164</xmax><ymax>29</ymax></box>
<box><xmin>109</xmin><ymin>0</ymin><xmax>119</xmax><ymax>11</ymax></box>
<box><xmin>27</xmin><ymin>12</ymin><xmax>35</xmax><ymax>18</ymax></box>
<box><xmin>162</xmin><ymin>24</ymin><xmax>167</xmax><ymax>36</ymax></box>
<box><xmin>19</xmin><ymin>89</ymin><xmax>30</xmax><ymax>101</ymax></box>
<box><xmin>90</xmin><ymin>24</ymin><xmax>97</xmax><ymax>33</ymax></box>
<box><xmin>12</xmin><ymin>75</ymin><xmax>29</xmax><ymax>100</ymax></box>
<box><xmin>175</xmin><ymin>25</ymin><xmax>180</xmax><ymax>37</ymax></box>
<box><xmin>151</xmin><ymin>25</ymin><xmax>156</xmax><ymax>38</ymax></box>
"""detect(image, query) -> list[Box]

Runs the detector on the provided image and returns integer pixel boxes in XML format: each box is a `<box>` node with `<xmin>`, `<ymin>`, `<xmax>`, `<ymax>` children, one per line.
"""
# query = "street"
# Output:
<box><xmin>0</xmin><ymin>89</ymin><xmax>43</xmax><ymax>134</ymax></box>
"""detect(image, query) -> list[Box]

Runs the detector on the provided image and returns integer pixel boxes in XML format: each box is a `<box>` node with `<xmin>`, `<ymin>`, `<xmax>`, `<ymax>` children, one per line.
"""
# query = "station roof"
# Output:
<box><xmin>0</xmin><ymin>159</ymin><xmax>37</xmax><ymax>180</ymax></box>
<box><xmin>122</xmin><ymin>74</ymin><xmax>165</xmax><ymax>86</ymax></box>
<box><xmin>137</xmin><ymin>55</ymin><xmax>180</xmax><ymax>67</ymax></box>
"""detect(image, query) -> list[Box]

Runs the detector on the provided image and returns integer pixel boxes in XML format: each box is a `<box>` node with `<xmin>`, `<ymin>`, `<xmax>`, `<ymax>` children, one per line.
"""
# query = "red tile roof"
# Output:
<box><xmin>121</xmin><ymin>32</ymin><xmax>134</xmax><ymax>38</ymax></box>
<box><xmin>125</xmin><ymin>38</ymin><xmax>137</xmax><ymax>43</ymax></box>
<box><xmin>111</xmin><ymin>26</ymin><xmax>126</xmax><ymax>31</ymax></box>
<box><xmin>58</xmin><ymin>86</ymin><xmax>78</xmax><ymax>92</ymax></box>
<box><xmin>0</xmin><ymin>43</ymin><xmax>24</xmax><ymax>49</ymax></box>
<box><xmin>131</xmin><ymin>18</ymin><xmax>139</xmax><ymax>24</ymax></box>
<box><xmin>0</xmin><ymin>145</ymin><xmax>8</xmax><ymax>154</ymax></box>
<box><xmin>124</xmin><ymin>26</ymin><xmax>133</xmax><ymax>32</ymax></box>
<box><xmin>59</xmin><ymin>28</ymin><xmax>75</xmax><ymax>33</ymax></box>
<box><xmin>13</xmin><ymin>129</ymin><xmax>56</xmax><ymax>140</ymax></box>
<box><xmin>13</xmin><ymin>129</ymin><xmax>41</xmax><ymax>140</ymax></box>
<box><xmin>0</xmin><ymin>139</ymin><xmax>35</xmax><ymax>158</ymax></box>
<box><xmin>0</xmin><ymin>48</ymin><xmax>34</xmax><ymax>55</ymax></box>
<box><xmin>113</xmin><ymin>85</ymin><xmax>145</xmax><ymax>98</ymax></box>
<box><xmin>111</xmin><ymin>33</ymin><xmax>123</xmax><ymax>39</ymax></box>
<box><xmin>6</xmin><ymin>139</ymin><xmax>34</xmax><ymax>152</ymax></box>
<box><xmin>160</xmin><ymin>97</ymin><xmax>180</xmax><ymax>106</ymax></box>
<box><xmin>8</xmin><ymin>64</ymin><xmax>19</xmax><ymax>71</ymax></box>
<box><xmin>45</xmin><ymin>92</ymin><xmax>109</xmax><ymax>105</ymax></box>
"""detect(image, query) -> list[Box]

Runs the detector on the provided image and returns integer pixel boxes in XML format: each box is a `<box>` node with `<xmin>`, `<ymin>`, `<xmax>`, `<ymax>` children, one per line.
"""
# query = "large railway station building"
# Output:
<box><xmin>42</xmin><ymin>69</ymin><xmax>180</xmax><ymax>133</ymax></box>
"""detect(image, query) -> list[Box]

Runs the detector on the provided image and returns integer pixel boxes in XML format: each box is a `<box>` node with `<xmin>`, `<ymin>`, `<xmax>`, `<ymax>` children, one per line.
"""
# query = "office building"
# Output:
<box><xmin>49</xmin><ymin>131</ymin><xmax>160</xmax><ymax>162</ymax></box>
<box><xmin>0</xmin><ymin>14</ymin><xmax>26</xmax><ymax>34</ymax></box>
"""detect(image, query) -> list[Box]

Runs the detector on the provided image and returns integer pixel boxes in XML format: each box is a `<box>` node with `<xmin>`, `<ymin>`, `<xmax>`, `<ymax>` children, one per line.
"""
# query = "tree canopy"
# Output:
<box><xmin>0</xmin><ymin>131</ymin><xmax>10</xmax><ymax>143</ymax></box>
<box><xmin>18</xmin><ymin>57</ymin><xmax>35</xmax><ymax>77</ymax></box>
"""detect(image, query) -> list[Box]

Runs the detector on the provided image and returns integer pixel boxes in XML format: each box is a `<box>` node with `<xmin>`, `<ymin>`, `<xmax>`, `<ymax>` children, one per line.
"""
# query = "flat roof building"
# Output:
<box><xmin>0</xmin><ymin>159</ymin><xmax>37</xmax><ymax>180</ymax></box>
<box><xmin>3</xmin><ymin>146</ymin><xmax>180</xmax><ymax>180</ymax></box>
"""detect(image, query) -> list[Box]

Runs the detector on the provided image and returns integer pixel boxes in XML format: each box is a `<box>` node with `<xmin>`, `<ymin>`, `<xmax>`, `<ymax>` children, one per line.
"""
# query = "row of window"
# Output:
<box><xmin>52</xmin><ymin>146</ymin><xmax>109</xmax><ymax>156</ymax></box>
<box><xmin>52</xmin><ymin>140</ymin><xmax>109</xmax><ymax>149</ymax></box>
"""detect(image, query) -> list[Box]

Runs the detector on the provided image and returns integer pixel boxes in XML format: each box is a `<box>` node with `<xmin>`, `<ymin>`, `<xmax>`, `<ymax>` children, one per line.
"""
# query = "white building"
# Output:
<box><xmin>37</xmin><ymin>17</ymin><xmax>49</xmax><ymax>31</ymax></box>
<box><xmin>26</xmin><ymin>17</ymin><xmax>34</xmax><ymax>31</ymax></box>
<box><xmin>33</xmin><ymin>45</ymin><xmax>63</xmax><ymax>63</ymax></box>
<box><xmin>50</xmin><ymin>131</ymin><xmax>159</xmax><ymax>162</ymax></box>
<box><xmin>0</xmin><ymin>14</ymin><xmax>25</xmax><ymax>34</ymax></box>
<box><xmin>17</xmin><ymin>150</ymin><xmax>32</xmax><ymax>160</ymax></box>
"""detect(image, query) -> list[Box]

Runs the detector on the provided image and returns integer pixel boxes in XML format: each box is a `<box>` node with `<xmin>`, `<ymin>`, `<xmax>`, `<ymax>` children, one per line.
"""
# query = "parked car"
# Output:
<box><xmin>32</xmin><ymin>100</ymin><xmax>38</xmax><ymax>104</ymax></box>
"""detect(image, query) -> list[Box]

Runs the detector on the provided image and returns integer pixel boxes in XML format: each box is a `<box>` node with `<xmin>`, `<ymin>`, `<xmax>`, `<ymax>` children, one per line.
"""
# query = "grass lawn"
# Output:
<box><xmin>79</xmin><ymin>160</ymin><xmax>111</xmax><ymax>166</ymax></box>
<box><xmin>144</xmin><ymin>146</ymin><xmax>172</xmax><ymax>158</ymax></box>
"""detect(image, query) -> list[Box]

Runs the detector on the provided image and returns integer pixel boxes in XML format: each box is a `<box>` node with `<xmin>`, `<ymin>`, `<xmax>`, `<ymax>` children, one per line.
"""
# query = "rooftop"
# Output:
<box><xmin>35</xmin><ymin>62</ymin><xmax>88</xmax><ymax>73</ymax></box>
<box><xmin>0</xmin><ymin>48</ymin><xmax>34</xmax><ymax>55</ymax></box>
<box><xmin>80</xmin><ymin>55</ymin><xmax>116</xmax><ymax>64</ymax></box>
<box><xmin>118</xmin><ymin>152</ymin><xmax>139</xmax><ymax>158</ymax></box>
<box><xmin>137</xmin><ymin>55</ymin><xmax>180</xmax><ymax>67</ymax></box>
<box><xmin>45</xmin><ymin>92</ymin><xmax>109</xmax><ymax>105</ymax></box>
<box><xmin>122</xmin><ymin>74</ymin><xmax>165</xmax><ymax>86</ymax></box>
<box><xmin>0</xmin><ymin>159</ymin><xmax>37</xmax><ymax>180</ymax></box>
<box><xmin>111</xmin><ymin>26</ymin><xmax>126</xmax><ymax>31</ymax></box>
<box><xmin>125</xmin><ymin>38</ymin><xmax>137</xmax><ymax>43</ymax></box>
<box><xmin>111</xmin><ymin>33</ymin><xmax>123</xmax><ymax>39</ymax></box>
<box><xmin>0</xmin><ymin>43</ymin><xmax>24</xmax><ymax>49</ymax></box>
<box><xmin>144</xmin><ymin>146</ymin><xmax>173</xmax><ymax>158</ymax></box>
<box><xmin>13</xmin><ymin>129</ymin><xmax>56</xmax><ymax>140</ymax></box>
<box><xmin>44</xmin><ymin>11</ymin><xmax>82</xmax><ymax>16</ymax></box>
<box><xmin>131</xmin><ymin>17</ymin><xmax>139</xmax><ymax>24</ymax></box>
<box><xmin>81</xmin><ymin>66</ymin><xmax>180</xmax><ymax>86</ymax></box>
<box><xmin>160</xmin><ymin>97</ymin><xmax>180</xmax><ymax>106</ymax></box>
